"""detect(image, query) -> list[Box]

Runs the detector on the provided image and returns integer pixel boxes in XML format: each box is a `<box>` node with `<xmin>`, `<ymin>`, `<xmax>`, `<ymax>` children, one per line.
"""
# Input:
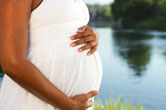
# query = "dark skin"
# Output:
<box><xmin>70</xmin><ymin>25</ymin><xmax>99</xmax><ymax>56</ymax></box>
<box><xmin>0</xmin><ymin>0</ymin><xmax>99</xmax><ymax>110</ymax></box>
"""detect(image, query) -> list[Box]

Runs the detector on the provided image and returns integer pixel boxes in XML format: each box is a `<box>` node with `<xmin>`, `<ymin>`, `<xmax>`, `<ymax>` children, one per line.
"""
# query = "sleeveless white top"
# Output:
<box><xmin>0</xmin><ymin>0</ymin><xmax>103</xmax><ymax>110</ymax></box>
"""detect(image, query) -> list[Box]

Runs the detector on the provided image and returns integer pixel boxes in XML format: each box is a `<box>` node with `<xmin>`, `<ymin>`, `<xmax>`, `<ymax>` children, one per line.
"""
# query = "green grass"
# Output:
<box><xmin>94</xmin><ymin>97</ymin><xmax>143</xmax><ymax>110</ymax></box>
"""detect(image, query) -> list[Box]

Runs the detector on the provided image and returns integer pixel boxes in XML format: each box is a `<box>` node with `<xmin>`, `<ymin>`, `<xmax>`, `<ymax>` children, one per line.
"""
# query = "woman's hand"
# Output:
<box><xmin>60</xmin><ymin>90</ymin><xmax>99</xmax><ymax>110</ymax></box>
<box><xmin>70</xmin><ymin>25</ymin><xmax>99</xmax><ymax>56</ymax></box>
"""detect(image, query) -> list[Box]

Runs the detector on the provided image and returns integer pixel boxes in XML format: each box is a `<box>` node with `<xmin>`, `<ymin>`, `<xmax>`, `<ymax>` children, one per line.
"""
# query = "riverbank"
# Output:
<box><xmin>112</xmin><ymin>16</ymin><xmax>166</xmax><ymax>31</ymax></box>
<box><xmin>89</xmin><ymin>16</ymin><xmax>166</xmax><ymax>31</ymax></box>
<box><xmin>88</xmin><ymin>20</ymin><xmax>111</xmax><ymax>28</ymax></box>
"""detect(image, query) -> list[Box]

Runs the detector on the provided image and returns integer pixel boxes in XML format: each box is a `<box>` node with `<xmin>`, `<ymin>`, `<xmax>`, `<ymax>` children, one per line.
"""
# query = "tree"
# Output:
<box><xmin>158</xmin><ymin>0</ymin><xmax>166</xmax><ymax>15</ymax></box>
<box><xmin>112</xmin><ymin>0</ymin><xmax>154</xmax><ymax>22</ymax></box>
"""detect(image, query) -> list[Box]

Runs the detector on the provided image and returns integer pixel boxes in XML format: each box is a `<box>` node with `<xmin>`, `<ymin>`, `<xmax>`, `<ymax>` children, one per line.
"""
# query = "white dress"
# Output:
<box><xmin>0</xmin><ymin>0</ymin><xmax>103</xmax><ymax>110</ymax></box>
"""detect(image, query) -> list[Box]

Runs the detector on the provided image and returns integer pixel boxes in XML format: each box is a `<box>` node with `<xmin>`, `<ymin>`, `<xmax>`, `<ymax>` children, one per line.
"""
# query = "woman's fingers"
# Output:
<box><xmin>70</xmin><ymin>25</ymin><xmax>99</xmax><ymax>56</ymax></box>
<box><xmin>77</xmin><ymin>41</ymin><xmax>96</xmax><ymax>54</ymax></box>
<box><xmin>87</xmin><ymin>46</ymin><xmax>97</xmax><ymax>56</ymax></box>
<box><xmin>70</xmin><ymin>91</ymin><xmax>98</xmax><ymax>110</ymax></box>
<box><xmin>71</xmin><ymin>29</ymin><xmax>92</xmax><ymax>40</ymax></box>
<box><xmin>71</xmin><ymin>35</ymin><xmax>94</xmax><ymax>47</ymax></box>
<box><xmin>85</xmin><ymin>90</ymin><xmax>99</xmax><ymax>100</ymax></box>
<box><xmin>77</xmin><ymin>25</ymin><xmax>89</xmax><ymax>32</ymax></box>
<box><xmin>86</xmin><ymin>99</ymin><xmax>93</xmax><ymax>108</ymax></box>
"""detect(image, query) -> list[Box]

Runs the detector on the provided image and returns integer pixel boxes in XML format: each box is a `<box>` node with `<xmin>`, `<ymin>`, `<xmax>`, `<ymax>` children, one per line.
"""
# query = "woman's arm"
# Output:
<box><xmin>0</xmin><ymin>0</ymin><xmax>75</xmax><ymax>109</ymax></box>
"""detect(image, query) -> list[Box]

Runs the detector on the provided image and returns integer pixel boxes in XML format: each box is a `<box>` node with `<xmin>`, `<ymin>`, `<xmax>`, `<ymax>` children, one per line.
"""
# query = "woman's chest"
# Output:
<box><xmin>29</xmin><ymin>0</ymin><xmax>90</xmax><ymax>26</ymax></box>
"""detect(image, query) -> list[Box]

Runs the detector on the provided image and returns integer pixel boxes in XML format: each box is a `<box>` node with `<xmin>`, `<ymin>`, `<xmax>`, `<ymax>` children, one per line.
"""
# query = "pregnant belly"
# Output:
<box><xmin>27</xmin><ymin>37</ymin><xmax>103</xmax><ymax>98</ymax></box>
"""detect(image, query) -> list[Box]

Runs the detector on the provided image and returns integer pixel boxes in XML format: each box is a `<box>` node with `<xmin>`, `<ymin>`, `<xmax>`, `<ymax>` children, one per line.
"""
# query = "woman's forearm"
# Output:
<box><xmin>1</xmin><ymin>58</ymin><xmax>75</xmax><ymax>109</ymax></box>
<box><xmin>0</xmin><ymin>1</ymin><xmax>76</xmax><ymax>109</ymax></box>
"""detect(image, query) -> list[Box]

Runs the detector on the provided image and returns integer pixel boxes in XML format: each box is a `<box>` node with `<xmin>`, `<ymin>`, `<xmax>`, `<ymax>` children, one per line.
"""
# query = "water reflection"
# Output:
<box><xmin>160</xmin><ymin>35</ymin><xmax>166</xmax><ymax>60</ymax></box>
<box><xmin>162</xmin><ymin>43</ymin><xmax>166</xmax><ymax>60</ymax></box>
<box><xmin>96</xmin><ymin>28</ymin><xmax>166</xmax><ymax>110</ymax></box>
<box><xmin>160</xmin><ymin>35</ymin><xmax>166</xmax><ymax>39</ymax></box>
<box><xmin>112</xmin><ymin>31</ymin><xmax>153</xmax><ymax>77</ymax></box>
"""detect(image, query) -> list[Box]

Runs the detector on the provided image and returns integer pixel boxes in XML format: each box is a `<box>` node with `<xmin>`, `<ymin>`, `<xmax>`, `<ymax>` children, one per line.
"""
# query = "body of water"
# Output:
<box><xmin>95</xmin><ymin>28</ymin><xmax>166</xmax><ymax>110</ymax></box>
<box><xmin>0</xmin><ymin>28</ymin><xmax>166</xmax><ymax>110</ymax></box>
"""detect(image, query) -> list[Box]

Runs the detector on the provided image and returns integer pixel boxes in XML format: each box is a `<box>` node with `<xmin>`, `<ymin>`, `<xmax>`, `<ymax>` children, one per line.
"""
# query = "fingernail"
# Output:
<box><xmin>87</xmin><ymin>53</ymin><xmax>91</xmax><ymax>56</ymax></box>
<box><xmin>71</xmin><ymin>43</ymin><xmax>75</xmax><ymax>47</ymax></box>
<box><xmin>78</xmin><ymin>49</ymin><xmax>82</xmax><ymax>52</ymax></box>
<box><xmin>70</xmin><ymin>36</ymin><xmax>74</xmax><ymax>40</ymax></box>
<box><xmin>78</xmin><ymin>30</ymin><xmax>82</xmax><ymax>32</ymax></box>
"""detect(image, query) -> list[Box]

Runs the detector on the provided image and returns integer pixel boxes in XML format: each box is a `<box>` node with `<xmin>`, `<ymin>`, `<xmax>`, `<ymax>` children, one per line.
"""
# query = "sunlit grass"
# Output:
<box><xmin>94</xmin><ymin>97</ymin><xmax>143</xmax><ymax>110</ymax></box>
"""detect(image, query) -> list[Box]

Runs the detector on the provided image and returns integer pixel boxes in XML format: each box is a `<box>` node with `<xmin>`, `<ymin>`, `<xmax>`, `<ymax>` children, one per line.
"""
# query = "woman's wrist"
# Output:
<box><xmin>58</xmin><ymin>98</ymin><xmax>77</xmax><ymax>110</ymax></box>
<box><xmin>68</xmin><ymin>98</ymin><xmax>77</xmax><ymax>110</ymax></box>
<box><xmin>70</xmin><ymin>99</ymin><xmax>77</xmax><ymax>110</ymax></box>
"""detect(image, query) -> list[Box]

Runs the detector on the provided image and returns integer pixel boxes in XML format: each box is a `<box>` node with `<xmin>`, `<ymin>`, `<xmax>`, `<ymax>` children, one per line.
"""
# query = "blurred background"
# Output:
<box><xmin>1</xmin><ymin>0</ymin><xmax>166</xmax><ymax>110</ymax></box>
<box><xmin>84</xmin><ymin>0</ymin><xmax>166</xmax><ymax>110</ymax></box>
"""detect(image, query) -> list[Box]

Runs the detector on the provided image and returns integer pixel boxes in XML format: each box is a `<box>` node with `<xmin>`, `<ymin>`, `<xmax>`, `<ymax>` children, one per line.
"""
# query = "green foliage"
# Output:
<box><xmin>117</xmin><ymin>16</ymin><xmax>166</xmax><ymax>30</ymax></box>
<box><xmin>133</xmin><ymin>16</ymin><xmax>166</xmax><ymax>30</ymax></box>
<box><xmin>94</xmin><ymin>97</ymin><xmax>143</xmax><ymax>110</ymax></box>
<box><xmin>111</xmin><ymin>0</ymin><xmax>166</xmax><ymax>30</ymax></box>
<box><xmin>87</xmin><ymin>4</ymin><xmax>111</xmax><ymax>21</ymax></box>
<box><xmin>158</xmin><ymin>0</ymin><xmax>166</xmax><ymax>15</ymax></box>
<box><xmin>103</xmin><ymin>6</ymin><xmax>111</xmax><ymax>18</ymax></box>
<box><xmin>112</xmin><ymin>0</ymin><xmax>154</xmax><ymax>21</ymax></box>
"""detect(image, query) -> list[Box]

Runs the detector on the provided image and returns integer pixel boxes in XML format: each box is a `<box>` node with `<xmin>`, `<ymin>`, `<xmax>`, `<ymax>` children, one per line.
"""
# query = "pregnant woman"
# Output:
<box><xmin>0</xmin><ymin>0</ymin><xmax>103</xmax><ymax>110</ymax></box>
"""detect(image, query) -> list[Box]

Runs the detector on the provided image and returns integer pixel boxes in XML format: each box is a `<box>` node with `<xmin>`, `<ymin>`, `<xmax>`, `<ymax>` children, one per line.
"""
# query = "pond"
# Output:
<box><xmin>0</xmin><ymin>28</ymin><xmax>166</xmax><ymax>110</ymax></box>
<box><xmin>95</xmin><ymin>28</ymin><xmax>166</xmax><ymax>110</ymax></box>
